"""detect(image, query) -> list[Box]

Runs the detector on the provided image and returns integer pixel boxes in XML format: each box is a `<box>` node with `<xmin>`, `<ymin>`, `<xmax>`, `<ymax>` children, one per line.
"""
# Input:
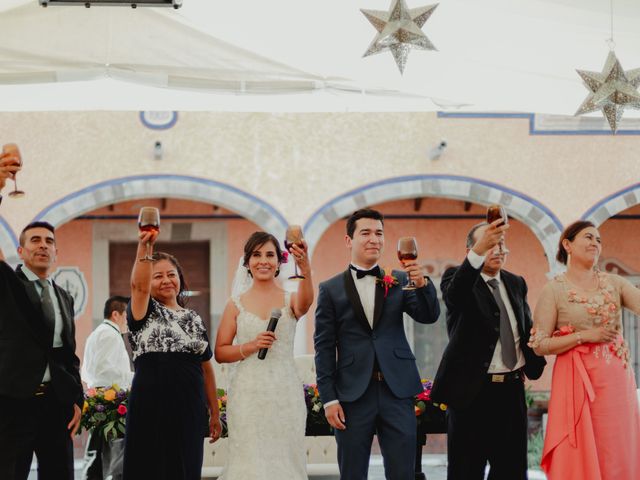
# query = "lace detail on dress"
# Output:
<box><xmin>559</xmin><ymin>273</ymin><xmax>629</xmax><ymax>368</ymax></box>
<box><xmin>220</xmin><ymin>291</ymin><xmax>306</xmax><ymax>480</ymax></box>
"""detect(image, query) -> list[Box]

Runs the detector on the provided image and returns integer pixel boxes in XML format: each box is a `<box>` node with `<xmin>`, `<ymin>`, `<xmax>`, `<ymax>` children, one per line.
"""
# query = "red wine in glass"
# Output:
<box><xmin>138</xmin><ymin>207</ymin><xmax>160</xmax><ymax>262</ymax></box>
<box><xmin>486</xmin><ymin>204</ymin><xmax>508</xmax><ymax>254</ymax></box>
<box><xmin>2</xmin><ymin>143</ymin><xmax>25</xmax><ymax>198</ymax></box>
<box><xmin>285</xmin><ymin>225</ymin><xmax>305</xmax><ymax>280</ymax></box>
<box><xmin>397</xmin><ymin>236</ymin><xmax>418</xmax><ymax>290</ymax></box>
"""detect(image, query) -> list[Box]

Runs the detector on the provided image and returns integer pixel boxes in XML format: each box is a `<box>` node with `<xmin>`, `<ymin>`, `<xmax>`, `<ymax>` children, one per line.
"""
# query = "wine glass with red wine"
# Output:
<box><xmin>397</xmin><ymin>236</ymin><xmax>418</xmax><ymax>290</ymax></box>
<box><xmin>138</xmin><ymin>207</ymin><xmax>160</xmax><ymax>262</ymax></box>
<box><xmin>2</xmin><ymin>143</ymin><xmax>25</xmax><ymax>198</ymax></box>
<box><xmin>285</xmin><ymin>225</ymin><xmax>305</xmax><ymax>280</ymax></box>
<box><xmin>486</xmin><ymin>204</ymin><xmax>508</xmax><ymax>254</ymax></box>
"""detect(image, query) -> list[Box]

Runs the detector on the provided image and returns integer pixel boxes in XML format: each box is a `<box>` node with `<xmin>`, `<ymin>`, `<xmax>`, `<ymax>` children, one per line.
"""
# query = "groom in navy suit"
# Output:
<box><xmin>314</xmin><ymin>209</ymin><xmax>440</xmax><ymax>479</ymax></box>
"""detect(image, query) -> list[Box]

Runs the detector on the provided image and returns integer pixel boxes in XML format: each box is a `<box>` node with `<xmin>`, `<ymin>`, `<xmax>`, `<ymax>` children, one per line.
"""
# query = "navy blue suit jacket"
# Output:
<box><xmin>314</xmin><ymin>268</ymin><xmax>440</xmax><ymax>404</ymax></box>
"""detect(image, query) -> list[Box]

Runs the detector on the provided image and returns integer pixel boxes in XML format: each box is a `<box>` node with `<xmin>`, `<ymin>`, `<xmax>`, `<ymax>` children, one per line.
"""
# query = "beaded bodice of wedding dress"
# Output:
<box><xmin>219</xmin><ymin>293</ymin><xmax>307</xmax><ymax>480</ymax></box>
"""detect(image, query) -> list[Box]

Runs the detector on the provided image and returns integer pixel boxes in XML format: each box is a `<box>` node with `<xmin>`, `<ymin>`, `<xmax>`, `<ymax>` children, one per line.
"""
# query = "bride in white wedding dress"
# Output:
<box><xmin>214</xmin><ymin>231</ymin><xmax>314</xmax><ymax>480</ymax></box>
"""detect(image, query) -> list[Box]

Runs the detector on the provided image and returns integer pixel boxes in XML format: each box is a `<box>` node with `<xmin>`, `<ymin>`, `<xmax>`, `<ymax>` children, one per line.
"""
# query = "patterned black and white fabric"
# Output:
<box><xmin>127</xmin><ymin>298</ymin><xmax>209</xmax><ymax>361</ymax></box>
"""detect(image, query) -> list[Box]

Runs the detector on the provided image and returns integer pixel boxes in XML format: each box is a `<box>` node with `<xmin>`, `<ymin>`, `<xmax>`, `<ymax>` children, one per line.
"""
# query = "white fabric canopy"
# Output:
<box><xmin>1</xmin><ymin>0</ymin><xmax>639</xmax><ymax>113</ymax></box>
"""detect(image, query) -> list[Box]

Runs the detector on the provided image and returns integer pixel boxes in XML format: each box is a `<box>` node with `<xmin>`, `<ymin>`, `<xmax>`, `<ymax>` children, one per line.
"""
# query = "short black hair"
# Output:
<box><xmin>346</xmin><ymin>209</ymin><xmax>384</xmax><ymax>238</ymax></box>
<box><xmin>19</xmin><ymin>221</ymin><xmax>55</xmax><ymax>247</ymax></box>
<box><xmin>103</xmin><ymin>295</ymin><xmax>129</xmax><ymax>320</ymax></box>
<box><xmin>466</xmin><ymin>222</ymin><xmax>488</xmax><ymax>249</ymax></box>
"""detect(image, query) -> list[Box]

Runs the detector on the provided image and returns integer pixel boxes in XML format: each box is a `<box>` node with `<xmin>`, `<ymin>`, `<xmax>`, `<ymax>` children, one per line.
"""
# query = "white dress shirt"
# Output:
<box><xmin>350</xmin><ymin>263</ymin><xmax>378</xmax><ymax>328</ymax></box>
<box><xmin>82</xmin><ymin>320</ymin><xmax>134</xmax><ymax>389</ymax></box>
<box><xmin>467</xmin><ymin>251</ymin><xmax>525</xmax><ymax>373</ymax></box>
<box><xmin>21</xmin><ymin>265</ymin><xmax>63</xmax><ymax>382</ymax></box>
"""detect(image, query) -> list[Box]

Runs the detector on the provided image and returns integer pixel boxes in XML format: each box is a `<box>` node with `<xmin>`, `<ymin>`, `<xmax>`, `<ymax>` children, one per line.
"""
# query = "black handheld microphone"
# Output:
<box><xmin>257</xmin><ymin>309</ymin><xmax>282</xmax><ymax>360</ymax></box>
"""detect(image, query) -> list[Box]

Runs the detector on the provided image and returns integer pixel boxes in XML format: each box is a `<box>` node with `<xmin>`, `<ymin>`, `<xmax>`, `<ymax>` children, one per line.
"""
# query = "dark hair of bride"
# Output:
<box><xmin>243</xmin><ymin>231</ymin><xmax>284</xmax><ymax>277</ymax></box>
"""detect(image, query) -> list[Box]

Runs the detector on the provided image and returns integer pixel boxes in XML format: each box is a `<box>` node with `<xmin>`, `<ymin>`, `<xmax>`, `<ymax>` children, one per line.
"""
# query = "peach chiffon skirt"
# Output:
<box><xmin>542</xmin><ymin>340</ymin><xmax>640</xmax><ymax>480</ymax></box>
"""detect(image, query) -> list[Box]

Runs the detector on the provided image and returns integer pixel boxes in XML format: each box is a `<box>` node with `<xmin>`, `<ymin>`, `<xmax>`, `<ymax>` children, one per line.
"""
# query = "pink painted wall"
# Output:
<box><xmin>50</xmin><ymin>197</ymin><xmax>640</xmax><ymax>393</ymax></box>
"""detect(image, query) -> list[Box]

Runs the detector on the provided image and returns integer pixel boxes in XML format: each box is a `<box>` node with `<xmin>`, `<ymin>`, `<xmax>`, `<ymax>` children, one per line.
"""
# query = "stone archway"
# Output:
<box><xmin>33</xmin><ymin>174</ymin><xmax>288</xmax><ymax>233</ymax></box>
<box><xmin>304</xmin><ymin>175</ymin><xmax>563</xmax><ymax>273</ymax></box>
<box><xmin>582</xmin><ymin>183</ymin><xmax>640</xmax><ymax>226</ymax></box>
<box><xmin>0</xmin><ymin>217</ymin><xmax>18</xmax><ymax>265</ymax></box>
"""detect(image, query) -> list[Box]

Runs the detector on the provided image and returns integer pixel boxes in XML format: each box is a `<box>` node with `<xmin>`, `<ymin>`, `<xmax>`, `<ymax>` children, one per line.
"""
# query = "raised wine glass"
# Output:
<box><xmin>138</xmin><ymin>207</ymin><xmax>160</xmax><ymax>262</ymax></box>
<box><xmin>397</xmin><ymin>236</ymin><xmax>418</xmax><ymax>290</ymax></box>
<box><xmin>486</xmin><ymin>204</ymin><xmax>508</xmax><ymax>254</ymax></box>
<box><xmin>285</xmin><ymin>225</ymin><xmax>305</xmax><ymax>280</ymax></box>
<box><xmin>2</xmin><ymin>143</ymin><xmax>25</xmax><ymax>198</ymax></box>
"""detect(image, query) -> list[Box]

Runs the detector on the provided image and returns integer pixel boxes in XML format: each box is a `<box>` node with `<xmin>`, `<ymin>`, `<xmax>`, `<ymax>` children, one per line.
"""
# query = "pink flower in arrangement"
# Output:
<box><xmin>609</xmin><ymin>304</ymin><xmax>616</xmax><ymax>312</ymax></box>
<box><xmin>117</xmin><ymin>405</ymin><xmax>127</xmax><ymax>416</ymax></box>
<box><xmin>86</xmin><ymin>388</ymin><xmax>97</xmax><ymax>398</ymax></box>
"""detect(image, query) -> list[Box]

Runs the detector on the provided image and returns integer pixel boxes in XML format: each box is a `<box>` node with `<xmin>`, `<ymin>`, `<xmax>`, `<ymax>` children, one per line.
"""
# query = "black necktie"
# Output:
<box><xmin>36</xmin><ymin>278</ymin><xmax>56</xmax><ymax>333</ymax></box>
<box><xmin>487</xmin><ymin>278</ymin><xmax>517</xmax><ymax>370</ymax></box>
<box><xmin>350</xmin><ymin>265</ymin><xmax>381</xmax><ymax>279</ymax></box>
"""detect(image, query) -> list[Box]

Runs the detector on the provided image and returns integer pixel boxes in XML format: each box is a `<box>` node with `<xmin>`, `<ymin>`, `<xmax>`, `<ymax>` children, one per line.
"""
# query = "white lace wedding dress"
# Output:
<box><xmin>219</xmin><ymin>292</ymin><xmax>307</xmax><ymax>480</ymax></box>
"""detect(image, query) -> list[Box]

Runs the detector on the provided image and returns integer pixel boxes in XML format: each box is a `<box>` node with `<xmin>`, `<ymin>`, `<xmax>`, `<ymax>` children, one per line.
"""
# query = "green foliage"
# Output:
<box><xmin>527</xmin><ymin>430</ymin><xmax>544</xmax><ymax>470</ymax></box>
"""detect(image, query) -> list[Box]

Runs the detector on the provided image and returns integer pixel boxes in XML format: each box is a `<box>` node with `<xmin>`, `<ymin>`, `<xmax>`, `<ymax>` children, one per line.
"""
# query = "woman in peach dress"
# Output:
<box><xmin>530</xmin><ymin>220</ymin><xmax>640</xmax><ymax>480</ymax></box>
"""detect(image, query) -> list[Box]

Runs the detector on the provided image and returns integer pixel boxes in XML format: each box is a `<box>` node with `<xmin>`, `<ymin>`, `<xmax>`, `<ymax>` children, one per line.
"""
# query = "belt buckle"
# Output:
<box><xmin>491</xmin><ymin>374</ymin><xmax>505</xmax><ymax>383</ymax></box>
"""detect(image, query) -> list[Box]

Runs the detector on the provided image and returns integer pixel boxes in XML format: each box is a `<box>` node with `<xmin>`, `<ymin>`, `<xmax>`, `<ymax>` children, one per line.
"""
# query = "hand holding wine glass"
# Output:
<box><xmin>397</xmin><ymin>236</ymin><xmax>419</xmax><ymax>290</ymax></box>
<box><xmin>285</xmin><ymin>225</ymin><xmax>306</xmax><ymax>280</ymax></box>
<box><xmin>486</xmin><ymin>204</ymin><xmax>508</xmax><ymax>254</ymax></box>
<box><xmin>1</xmin><ymin>143</ymin><xmax>25</xmax><ymax>198</ymax></box>
<box><xmin>138</xmin><ymin>207</ymin><xmax>160</xmax><ymax>262</ymax></box>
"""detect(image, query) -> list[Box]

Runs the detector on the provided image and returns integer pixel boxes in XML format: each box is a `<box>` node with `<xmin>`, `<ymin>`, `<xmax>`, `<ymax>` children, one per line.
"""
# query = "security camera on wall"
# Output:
<box><xmin>40</xmin><ymin>0</ymin><xmax>182</xmax><ymax>8</ymax></box>
<box><xmin>428</xmin><ymin>139</ymin><xmax>447</xmax><ymax>161</ymax></box>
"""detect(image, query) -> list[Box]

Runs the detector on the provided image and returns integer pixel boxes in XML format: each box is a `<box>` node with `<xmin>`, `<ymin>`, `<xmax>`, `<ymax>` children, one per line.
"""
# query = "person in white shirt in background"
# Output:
<box><xmin>81</xmin><ymin>296</ymin><xmax>133</xmax><ymax>480</ymax></box>
<box><xmin>82</xmin><ymin>296</ymin><xmax>133</xmax><ymax>390</ymax></box>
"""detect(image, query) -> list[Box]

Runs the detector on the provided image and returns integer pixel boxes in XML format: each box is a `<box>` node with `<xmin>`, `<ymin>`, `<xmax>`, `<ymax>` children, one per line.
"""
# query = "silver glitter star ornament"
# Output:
<box><xmin>575</xmin><ymin>51</ymin><xmax>640</xmax><ymax>133</ymax></box>
<box><xmin>361</xmin><ymin>0</ymin><xmax>438</xmax><ymax>74</ymax></box>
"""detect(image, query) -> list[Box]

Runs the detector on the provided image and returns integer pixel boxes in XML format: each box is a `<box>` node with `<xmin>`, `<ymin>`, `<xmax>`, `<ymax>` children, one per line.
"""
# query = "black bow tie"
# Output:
<box><xmin>350</xmin><ymin>265</ymin><xmax>381</xmax><ymax>279</ymax></box>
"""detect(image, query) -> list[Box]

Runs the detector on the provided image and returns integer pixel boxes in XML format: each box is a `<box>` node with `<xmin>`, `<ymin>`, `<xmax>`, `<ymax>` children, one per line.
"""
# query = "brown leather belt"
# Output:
<box><xmin>372</xmin><ymin>370</ymin><xmax>384</xmax><ymax>381</ymax></box>
<box><xmin>34</xmin><ymin>383</ymin><xmax>50</xmax><ymax>396</ymax></box>
<box><xmin>488</xmin><ymin>369</ymin><xmax>523</xmax><ymax>383</ymax></box>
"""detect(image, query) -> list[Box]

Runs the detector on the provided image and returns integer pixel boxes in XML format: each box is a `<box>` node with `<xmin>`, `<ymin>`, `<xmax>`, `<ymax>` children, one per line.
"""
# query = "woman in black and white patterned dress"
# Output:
<box><xmin>123</xmin><ymin>229</ymin><xmax>221</xmax><ymax>480</ymax></box>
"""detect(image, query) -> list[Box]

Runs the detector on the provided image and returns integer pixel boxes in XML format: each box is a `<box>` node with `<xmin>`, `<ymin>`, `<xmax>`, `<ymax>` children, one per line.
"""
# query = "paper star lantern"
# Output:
<box><xmin>361</xmin><ymin>0</ymin><xmax>438</xmax><ymax>74</ymax></box>
<box><xmin>575</xmin><ymin>51</ymin><xmax>640</xmax><ymax>133</ymax></box>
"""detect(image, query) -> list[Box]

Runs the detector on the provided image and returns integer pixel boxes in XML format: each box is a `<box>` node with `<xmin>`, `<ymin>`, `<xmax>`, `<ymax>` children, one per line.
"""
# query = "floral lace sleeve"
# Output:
<box><xmin>617</xmin><ymin>275</ymin><xmax>640</xmax><ymax>316</ymax></box>
<box><xmin>529</xmin><ymin>281</ymin><xmax>558</xmax><ymax>354</ymax></box>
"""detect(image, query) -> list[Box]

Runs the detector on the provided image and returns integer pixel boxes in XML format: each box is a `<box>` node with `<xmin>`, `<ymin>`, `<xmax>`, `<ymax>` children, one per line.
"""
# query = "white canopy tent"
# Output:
<box><xmin>1</xmin><ymin>0</ymin><xmax>639</xmax><ymax>113</ymax></box>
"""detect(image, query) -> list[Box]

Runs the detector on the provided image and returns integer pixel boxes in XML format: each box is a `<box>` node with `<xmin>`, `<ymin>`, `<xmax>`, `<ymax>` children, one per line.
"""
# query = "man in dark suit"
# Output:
<box><xmin>0</xmin><ymin>160</ymin><xmax>83</xmax><ymax>480</ymax></box>
<box><xmin>314</xmin><ymin>208</ymin><xmax>440</xmax><ymax>479</ymax></box>
<box><xmin>431</xmin><ymin>220</ymin><xmax>546</xmax><ymax>480</ymax></box>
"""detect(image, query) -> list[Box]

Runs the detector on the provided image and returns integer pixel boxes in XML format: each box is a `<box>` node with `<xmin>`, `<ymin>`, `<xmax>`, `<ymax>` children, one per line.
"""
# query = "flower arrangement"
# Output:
<box><xmin>303</xmin><ymin>383</ymin><xmax>332</xmax><ymax>435</ymax></box>
<box><xmin>217</xmin><ymin>388</ymin><xmax>229</xmax><ymax>438</ymax></box>
<box><xmin>414</xmin><ymin>379</ymin><xmax>447</xmax><ymax>433</ymax></box>
<box><xmin>377</xmin><ymin>267</ymin><xmax>398</xmax><ymax>298</ymax></box>
<box><xmin>80</xmin><ymin>385</ymin><xmax>128</xmax><ymax>441</ymax></box>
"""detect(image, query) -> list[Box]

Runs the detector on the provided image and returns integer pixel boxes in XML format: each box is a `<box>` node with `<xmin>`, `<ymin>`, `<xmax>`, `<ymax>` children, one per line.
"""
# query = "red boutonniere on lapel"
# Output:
<box><xmin>376</xmin><ymin>267</ymin><xmax>398</xmax><ymax>298</ymax></box>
